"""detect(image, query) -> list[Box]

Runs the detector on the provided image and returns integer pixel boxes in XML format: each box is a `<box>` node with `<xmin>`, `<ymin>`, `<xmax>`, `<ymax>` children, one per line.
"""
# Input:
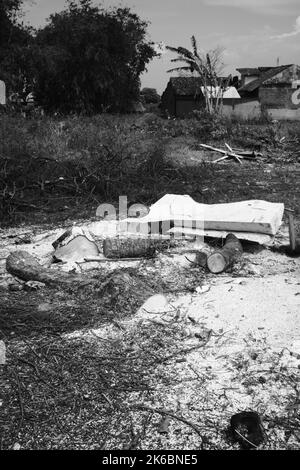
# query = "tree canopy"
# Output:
<box><xmin>141</xmin><ymin>87</ymin><xmax>160</xmax><ymax>104</ymax></box>
<box><xmin>0</xmin><ymin>0</ymin><xmax>33</xmax><ymax>97</ymax></box>
<box><xmin>0</xmin><ymin>0</ymin><xmax>156</xmax><ymax>113</ymax></box>
<box><xmin>32</xmin><ymin>0</ymin><xmax>156</xmax><ymax>113</ymax></box>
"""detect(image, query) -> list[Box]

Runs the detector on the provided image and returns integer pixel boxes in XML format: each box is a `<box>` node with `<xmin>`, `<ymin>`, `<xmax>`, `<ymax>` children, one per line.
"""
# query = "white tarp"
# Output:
<box><xmin>122</xmin><ymin>195</ymin><xmax>284</xmax><ymax>236</ymax></box>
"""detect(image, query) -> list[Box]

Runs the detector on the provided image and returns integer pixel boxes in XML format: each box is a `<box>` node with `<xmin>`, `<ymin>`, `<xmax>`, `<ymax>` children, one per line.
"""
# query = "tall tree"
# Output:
<box><xmin>0</xmin><ymin>0</ymin><xmax>34</xmax><ymax>97</ymax></box>
<box><xmin>167</xmin><ymin>36</ymin><xmax>231</xmax><ymax>114</ymax></box>
<box><xmin>33</xmin><ymin>0</ymin><xmax>156</xmax><ymax>113</ymax></box>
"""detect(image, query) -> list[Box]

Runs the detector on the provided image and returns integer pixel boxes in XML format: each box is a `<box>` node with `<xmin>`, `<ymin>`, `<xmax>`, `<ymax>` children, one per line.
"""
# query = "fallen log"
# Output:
<box><xmin>103</xmin><ymin>237</ymin><xmax>156</xmax><ymax>259</ymax></box>
<box><xmin>207</xmin><ymin>233</ymin><xmax>243</xmax><ymax>274</ymax></box>
<box><xmin>6</xmin><ymin>251</ymin><xmax>94</xmax><ymax>288</ymax></box>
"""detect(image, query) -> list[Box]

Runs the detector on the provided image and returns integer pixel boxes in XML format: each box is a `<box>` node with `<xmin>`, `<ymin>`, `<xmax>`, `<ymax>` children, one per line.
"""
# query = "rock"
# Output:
<box><xmin>140</xmin><ymin>294</ymin><xmax>170</xmax><ymax>314</ymax></box>
<box><xmin>24</xmin><ymin>280</ymin><xmax>46</xmax><ymax>291</ymax></box>
<box><xmin>0</xmin><ymin>340</ymin><xmax>6</xmax><ymax>365</ymax></box>
<box><xmin>12</xmin><ymin>443</ymin><xmax>21</xmax><ymax>450</ymax></box>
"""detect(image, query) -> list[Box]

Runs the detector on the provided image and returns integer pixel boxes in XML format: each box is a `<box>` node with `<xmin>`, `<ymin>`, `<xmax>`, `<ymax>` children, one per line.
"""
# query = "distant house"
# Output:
<box><xmin>161</xmin><ymin>77</ymin><xmax>240</xmax><ymax>118</ymax></box>
<box><xmin>236</xmin><ymin>64</ymin><xmax>300</xmax><ymax>120</ymax></box>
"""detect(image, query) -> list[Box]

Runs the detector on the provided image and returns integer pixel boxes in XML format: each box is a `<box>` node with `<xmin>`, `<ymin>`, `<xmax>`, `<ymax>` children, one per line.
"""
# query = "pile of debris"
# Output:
<box><xmin>5</xmin><ymin>194</ymin><xmax>291</xmax><ymax>284</ymax></box>
<box><xmin>200</xmin><ymin>143</ymin><xmax>263</xmax><ymax>164</ymax></box>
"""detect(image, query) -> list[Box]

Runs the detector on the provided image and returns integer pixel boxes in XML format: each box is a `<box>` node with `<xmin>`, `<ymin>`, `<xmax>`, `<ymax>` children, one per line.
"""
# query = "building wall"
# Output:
<box><xmin>160</xmin><ymin>82</ymin><xmax>176</xmax><ymax>116</ymax></box>
<box><xmin>267</xmin><ymin>108</ymin><xmax>300</xmax><ymax>120</ymax></box>
<box><xmin>221</xmin><ymin>99</ymin><xmax>261</xmax><ymax>119</ymax></box>
<box><xmin>175</xmin><ymin>97</ymin><xmax>204</xmax><ymax>117</ymax></box>
<box><xmin>259</xmin><ymin>86</ymin><xmax>300</xmax><ymax>109</ymax></box>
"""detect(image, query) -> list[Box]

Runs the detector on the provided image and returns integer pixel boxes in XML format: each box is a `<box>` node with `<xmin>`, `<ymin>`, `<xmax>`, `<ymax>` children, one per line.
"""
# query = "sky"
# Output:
<box><xmin>23</xmin><ymin>0</ymin><xmax>300</xmax><ymax>93</ymax></box>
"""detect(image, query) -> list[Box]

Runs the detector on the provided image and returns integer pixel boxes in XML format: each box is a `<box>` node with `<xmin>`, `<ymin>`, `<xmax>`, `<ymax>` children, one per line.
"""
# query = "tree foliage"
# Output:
<box><xmin>141</xmin><ymin>87</ymin><xmax>160</xmax><ymax>104</ymax></box>
<box><xmin>0</xmin><ymin>0</ymin><xmax>34</xmax><ymax>97</ymax></box>
<box><xmin>32</xmin><ymin>0</ymin><xmax>156</xmax><ymax>113</ymax></box>
<box><xmin>167</xmin><ymin>36</ymin><xmax>231</xmax><ymax>114</ymax></box>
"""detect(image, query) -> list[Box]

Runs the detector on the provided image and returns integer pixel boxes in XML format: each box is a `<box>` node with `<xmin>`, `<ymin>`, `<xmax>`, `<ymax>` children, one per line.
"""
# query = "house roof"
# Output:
<box><xmin>236</xmin><ymin>67</ymin><xmax>274</xmax><ymax>76</ymax></box>
<box><xmin>167</xmin><ymin>77</ymin><xmax>237</xmax><ymax>96</ymax></box>
<box><xmin>239</xmin><ymin>65</ymin><xmax>292</xmax><ymax>93</ymax></box>
<box><xmin>168</xmin><ymin>77</ymin><xmax>204</xmax><ymax>95</ymax></box>
<box><xmin>236</xmin><ymin>68</ymin><xmax>260</xmax><ymax>76</ymax></box>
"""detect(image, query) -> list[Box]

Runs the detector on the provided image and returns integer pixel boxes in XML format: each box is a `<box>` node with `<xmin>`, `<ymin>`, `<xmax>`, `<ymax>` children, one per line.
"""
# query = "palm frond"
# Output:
<box><xmin>191</xmin><ymin>35</ymin><xmax>200</xmax><ymax>59</ymax></box>
<box><xmin>166</xmin><ymin>46</ymin><xmax>182</xmax><ymax>54</ymax></box>
<box><xmin>167</xmin><ymin>66</ymin><xmax>193</xmax><ymax>74</ymax></box>
<box><xmin>177</xmin><ymin>47</ymin><xmax>194</xmax><ymax>60</ymax></box>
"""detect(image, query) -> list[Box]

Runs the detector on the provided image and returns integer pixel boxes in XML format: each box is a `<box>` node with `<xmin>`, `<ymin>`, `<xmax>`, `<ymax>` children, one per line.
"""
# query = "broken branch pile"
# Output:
<box><xmin>200</xmin><ymin>143</ymin><xmax>262</xmax><ymax>164</ymax></box>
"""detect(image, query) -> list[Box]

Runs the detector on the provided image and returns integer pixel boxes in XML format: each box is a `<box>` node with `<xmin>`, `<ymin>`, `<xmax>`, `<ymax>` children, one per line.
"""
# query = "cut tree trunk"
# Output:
<box><xmin>6</xmin><ymin>251</ymin><xmax>94</xmax><ymax>288</ymax></box>
<box><xmin>207</xmin><ymin>233</ymin><xmax>243</xmax><ymax>274</ymax></box>
<box><xmin>103</xmin><ymin>238</ymin><xmax>156</xmax><ymax>259</ymax></box>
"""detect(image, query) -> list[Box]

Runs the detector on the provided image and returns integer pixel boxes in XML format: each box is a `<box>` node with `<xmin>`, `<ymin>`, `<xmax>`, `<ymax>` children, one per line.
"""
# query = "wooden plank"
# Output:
<box><xmin>168</xmin><ymin>227</ymin><xmax>273</xmax><ymax>245</ymax></box>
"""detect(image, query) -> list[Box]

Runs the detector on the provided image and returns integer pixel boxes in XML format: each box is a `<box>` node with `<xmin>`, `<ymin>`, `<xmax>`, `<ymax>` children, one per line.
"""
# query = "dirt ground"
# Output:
<box><xmin>0</xmin><ymin>203</ymin><xmax>299</xmax><ymax>450</ymax></box>
<box><xmin>1</xmin><ymin>135</ymin><xmax>300</xmax><ymax>450</ymax></box>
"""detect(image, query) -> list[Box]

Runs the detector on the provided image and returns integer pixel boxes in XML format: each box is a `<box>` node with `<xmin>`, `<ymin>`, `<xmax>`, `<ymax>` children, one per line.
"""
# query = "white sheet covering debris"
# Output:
<box><xmin>121</xmin><ymin>195</ymin><xmax>284</xmax><ymax>241</ymax></box>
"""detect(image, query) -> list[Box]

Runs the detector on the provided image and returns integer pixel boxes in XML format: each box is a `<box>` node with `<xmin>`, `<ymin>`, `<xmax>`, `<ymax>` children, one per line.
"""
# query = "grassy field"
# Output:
<box><xmin>0</xmin><ymin>112</ymin><xmax>299</xmax><ymax>227</ymax></box>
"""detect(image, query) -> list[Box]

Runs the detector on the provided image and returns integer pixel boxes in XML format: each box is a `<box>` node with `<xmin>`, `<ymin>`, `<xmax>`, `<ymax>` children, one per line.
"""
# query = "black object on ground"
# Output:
<box><xmin>230</xmin><ymin>411</ymin><xmax>265</xmax><ymax>449</ymax></box>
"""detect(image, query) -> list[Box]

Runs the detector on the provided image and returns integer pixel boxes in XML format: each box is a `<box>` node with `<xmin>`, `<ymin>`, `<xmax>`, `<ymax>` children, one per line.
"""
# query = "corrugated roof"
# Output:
<box><xmin>239</xmin><ymin>65</ymin><xmax>292</xmax><ymax>93</ymax></box>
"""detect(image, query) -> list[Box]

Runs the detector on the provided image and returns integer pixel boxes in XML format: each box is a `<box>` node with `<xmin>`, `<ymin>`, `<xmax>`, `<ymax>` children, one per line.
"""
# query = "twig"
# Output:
<box><xmin>234</xmin><ymin>428</ymin><xmax>258</xmax><ymax>449</ymax></box>
<box><xmin>12</xmin><ymin>370</ymin><xmax>25</xmax><ymax>430</ymax></box>
<box><xmin>132</xmin><ymin>404</ymin><xmax>205</xmax><ymax>445</ymax></box>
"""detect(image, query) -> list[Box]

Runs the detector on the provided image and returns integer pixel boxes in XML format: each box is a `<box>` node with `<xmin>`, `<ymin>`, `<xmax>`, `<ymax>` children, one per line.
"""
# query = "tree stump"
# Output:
<box><xmin>207</xmin><ymin>234</ymin><xmax>243</xmax><ymax>274</ymax></box>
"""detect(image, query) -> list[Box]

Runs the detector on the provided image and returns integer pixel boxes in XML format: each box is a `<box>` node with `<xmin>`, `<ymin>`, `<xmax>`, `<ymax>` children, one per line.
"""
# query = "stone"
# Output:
<box><xmin>24</xmin><ymin>280</ymin><xmax>46</xmax><ymax>291</ymax></box>
<box><xmin>0</xmin><ymin>80</ymin><xmax>6</xmax><ymax>105</ymax></box>
<box><xmin>140</xmin><ymin>294</ymin><xmax>170</xmax><ymax>314</ymax></box>
<box><xmin>0</xmin><ymin>340</ymin><xmax>6</xmax><ymax>365</ymax></box>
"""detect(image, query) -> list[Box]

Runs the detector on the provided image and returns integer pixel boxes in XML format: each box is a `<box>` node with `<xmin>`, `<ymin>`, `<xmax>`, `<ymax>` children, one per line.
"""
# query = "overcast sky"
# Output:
<box><xmin>23</xmin><ymin>0</ymin><xmax>300</xmax><ymax>93</ymax></box>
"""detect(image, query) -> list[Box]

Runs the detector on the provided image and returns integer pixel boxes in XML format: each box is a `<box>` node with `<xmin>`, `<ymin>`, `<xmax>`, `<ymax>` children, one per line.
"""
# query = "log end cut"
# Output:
<box><xmin>207</xmin><ymin>252</ymin><xmax>227</xmax><ymax>274</ymax></box>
